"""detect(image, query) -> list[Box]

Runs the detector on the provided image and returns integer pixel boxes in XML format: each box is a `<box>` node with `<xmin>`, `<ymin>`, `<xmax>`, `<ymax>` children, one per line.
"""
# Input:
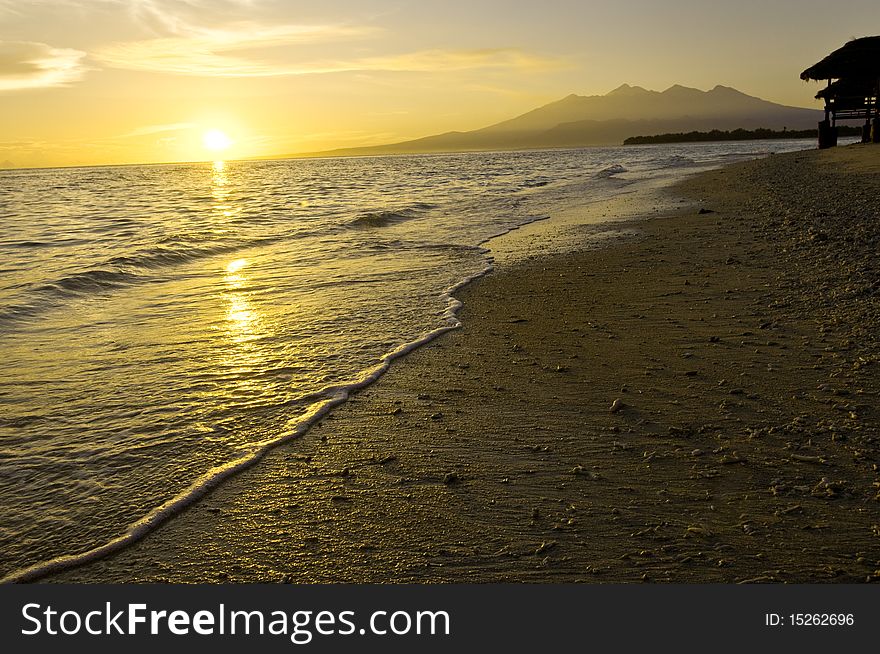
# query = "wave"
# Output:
<box><xmin>0</xmin><ymin>414</ymin><xmax>45</xmax><ymax>429</ymax></box>
<box><xmin>594</xmin><ymin>164</ymin><xmax>628</xmax><ymax>178</ymax></box>
<box><xmin>0</xmin><ymin>235</ymin><xmax>298</xmax><ymax>328</ymax></box>
<box><xmin>39</xmin><ymin>268</ymin><xmax>140</xmax><ymax>296</ymax></box>
<box><xmin>653</xmin><ymin>155</ymin><xmax>695</xmax><ymax>167</ymax></box>
<box><xmin>108</xmin><ymin>244</ymin><xmax>237</xmax><ymax>271</ymax></box>
<box><xmin>5</xmin><ymin>240</ymin><xmax>52</xmax><ymax>249</ymax></box>
<box><xmin>349</xmin><ymin>202</ymin><xmax>436</xmax><ymax>228</ymax></box>
<box><xmin>0</xmin><ymin>268</ymin><xmax>143</xmax><ymax>327</ymax></box>
<box><xmin>350</xmin><ymin>210</ymin><xmax>414</xmax><ymax>228</ymax></box>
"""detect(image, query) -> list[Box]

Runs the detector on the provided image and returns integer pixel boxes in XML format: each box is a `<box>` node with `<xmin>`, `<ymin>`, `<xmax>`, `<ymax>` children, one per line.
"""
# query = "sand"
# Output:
<box><xmin>50</xmin><ymin>145</ymin><xmax>880</xmax><ymax>583</ymax></box>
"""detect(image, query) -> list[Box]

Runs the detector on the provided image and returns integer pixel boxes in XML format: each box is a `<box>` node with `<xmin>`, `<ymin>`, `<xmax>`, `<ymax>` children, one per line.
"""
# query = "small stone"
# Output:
<box><xmin>535</xmin><ymin>541</ymin><xmax>556</xmax><ymax>555</ymax></box>
<box><xmin>443</xmin><ymin>472</ymin><xmax>459</xmax><ymax>485</ymax></box>
<box><xmin>610</xmin><ymin>398</ymin><xmax>625</xmax><ymax>413</ymax></box>
<box><xmin>571</xmin><ymin>465</ymin><xmax>599</xmax><ymax>479</ymax></box>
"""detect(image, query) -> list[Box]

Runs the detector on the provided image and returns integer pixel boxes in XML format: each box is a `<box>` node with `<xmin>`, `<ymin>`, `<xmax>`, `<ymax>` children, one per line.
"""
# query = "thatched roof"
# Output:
<box><xmin>815</xmin><ymin>77</ymin><xmax>878</xmax><ymax>100</ymax></box>
<box><xmin>801</xmin><ymin>36</ymin><xmax>880</xmax><ymax>81</ymax></box>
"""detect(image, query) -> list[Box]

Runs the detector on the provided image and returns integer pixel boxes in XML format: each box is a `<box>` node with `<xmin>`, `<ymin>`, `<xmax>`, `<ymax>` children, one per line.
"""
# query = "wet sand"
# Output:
<box><xmin>52</xmin><ymin>145</ymin><xmax>880</xmax><ymax>583</ymax></box>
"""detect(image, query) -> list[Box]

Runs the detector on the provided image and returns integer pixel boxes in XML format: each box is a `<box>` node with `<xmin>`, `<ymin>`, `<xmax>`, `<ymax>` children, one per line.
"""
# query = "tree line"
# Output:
<box><xmin>624</xmin><ymin>126</ymin><xmax>862</xmax><ymax>145</ymax></box>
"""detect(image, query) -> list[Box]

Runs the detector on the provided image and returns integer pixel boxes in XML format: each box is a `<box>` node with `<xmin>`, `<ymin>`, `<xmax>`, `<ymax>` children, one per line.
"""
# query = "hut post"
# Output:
<box><xmin>818</xmin><ymin>119</ymin><xmax>834</xmax><ymax>149</ymax></box>
<box><xmin>874</xmin><ymin>76</ymin><xmax>880</xmax><ymax>143</ymax></box>
<box><xmin>818</xmin><ymin>79</ymin><xmax>834</xmax><ymax>149</ymax></box>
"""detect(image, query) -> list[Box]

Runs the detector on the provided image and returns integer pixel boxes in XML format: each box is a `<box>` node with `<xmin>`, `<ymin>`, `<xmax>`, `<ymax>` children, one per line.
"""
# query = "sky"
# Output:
<box><xmin>2</xmin><ymin>0</ymin><xmax>879</xmax><ymax>168</ymax></box>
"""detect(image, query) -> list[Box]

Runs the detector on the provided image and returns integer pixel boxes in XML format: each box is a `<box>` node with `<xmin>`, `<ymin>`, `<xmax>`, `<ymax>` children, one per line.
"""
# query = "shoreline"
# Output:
<box><xmin>1</xmin><ymin>164</ymin><xmax>663</xmax><ymax>584</ymax></box>
<box><xmin>49</xmin><ymin>145</ymin><xmax>880</xmax><ymax>583</ymax></box>
<box><xmin>4</xmin><ymin>160</ymin><xmax>689</xmax><ymax>584</ymax></box>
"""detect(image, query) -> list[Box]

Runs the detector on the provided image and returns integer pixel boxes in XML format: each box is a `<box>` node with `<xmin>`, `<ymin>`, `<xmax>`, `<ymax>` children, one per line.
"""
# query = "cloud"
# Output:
<box><xmin>90</xmin><ymin>1</ymin><xmax>561</xmax><ymax>77</ymax></box>
<box><xmin>0</xmin><ymin>41</ymin><xmax>88</xmax><ymax>91</ymax></box>
<box><xmin>358</xmin><ymin>49</ymin><xmax>561</xmax><ymax>74</ymax></box>
<box><xmin>122</xmin><ymin>122</ymin><xmax>195</xmax><ymax>137</ymax></box>
<box><xmin>95</xmin><ymin>25</ymin><xmax>561</xmax><ymax>78</ymax></box>
<box><xmin>93</xmin><ymin>22</ymin><xmax>382</xmax><ymax>76</ymax></box>
<box><xmin>3</xmin><ymin>3</ymin><xmax>561</xmax><ymax>86</ymax></box>
<box><xmin>130</xmin><ymin>0</ymin><xmax>273</xmax><ymax>34</ymax></box>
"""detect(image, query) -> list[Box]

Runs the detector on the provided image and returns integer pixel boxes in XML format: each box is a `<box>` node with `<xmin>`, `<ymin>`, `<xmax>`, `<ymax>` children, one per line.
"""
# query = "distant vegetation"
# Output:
<box><xmin>623</xmin><ymin>126</ymin><xmax>862</xmax><ymax>145</ymax></box>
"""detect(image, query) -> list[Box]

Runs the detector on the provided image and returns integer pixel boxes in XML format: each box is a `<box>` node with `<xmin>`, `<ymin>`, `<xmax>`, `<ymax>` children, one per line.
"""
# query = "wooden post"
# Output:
<box><xmin>818</xmin><ymin>119</ymin><xmax>834</xmax><ymax>149</ymax></box>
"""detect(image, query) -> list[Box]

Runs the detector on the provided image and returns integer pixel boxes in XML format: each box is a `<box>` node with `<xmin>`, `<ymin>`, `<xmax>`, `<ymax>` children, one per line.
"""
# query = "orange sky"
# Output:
<box><xmin>2</xmin><ymin>0</ymin><xmax>878</xmax><ymax>168</ymax></box>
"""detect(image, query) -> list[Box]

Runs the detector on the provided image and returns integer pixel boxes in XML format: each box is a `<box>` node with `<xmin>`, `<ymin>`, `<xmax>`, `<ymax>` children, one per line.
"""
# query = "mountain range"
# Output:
<box><xmin>300</xmin><ymin>84</ymin><xmax>822</xmax><ymax>157</ymax></box>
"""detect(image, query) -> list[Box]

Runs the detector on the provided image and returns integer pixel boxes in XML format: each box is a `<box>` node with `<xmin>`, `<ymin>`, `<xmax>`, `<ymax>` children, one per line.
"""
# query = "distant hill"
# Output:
<box><xmin>296</xmin><ymin>84</ymin><xmax>822</xmax><ymax>157</ymax></box>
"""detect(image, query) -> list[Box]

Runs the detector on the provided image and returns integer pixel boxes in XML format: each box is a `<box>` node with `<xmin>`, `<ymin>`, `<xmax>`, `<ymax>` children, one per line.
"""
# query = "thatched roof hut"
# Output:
<box><xmin>801</xmin><ymin>36</ymin><xmax>880</xmax><ymax>147</ymax></box>
<box><xmin>801</xmin><ymin>36</ymin><xmax>880</xmax><ymax>81</ymax></box>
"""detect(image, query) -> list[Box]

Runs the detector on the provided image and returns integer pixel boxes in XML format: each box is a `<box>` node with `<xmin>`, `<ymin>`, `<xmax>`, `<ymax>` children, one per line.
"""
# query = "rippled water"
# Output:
<box><xmin>0</xmin><ymin>141</ymin><xmax>819</xmax><ymax>579</ymax></box>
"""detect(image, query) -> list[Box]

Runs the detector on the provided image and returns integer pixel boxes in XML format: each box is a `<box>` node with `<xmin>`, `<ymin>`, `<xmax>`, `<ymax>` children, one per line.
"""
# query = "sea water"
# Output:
<box><xmin>0</xmin><ymin>140</ymin><xmax>820</xmax><ymax>579</ymax></box>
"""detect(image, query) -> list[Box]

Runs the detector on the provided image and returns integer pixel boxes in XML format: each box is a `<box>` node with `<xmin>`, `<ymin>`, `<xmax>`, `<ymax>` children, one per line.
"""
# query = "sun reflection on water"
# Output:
<box><xmin>227</xmin><ymin>258</ymin><xmax>247</xmax><ymax>274</ymax></box>
<box><xmin>222</xmin><ymin>258</ymin><xmax>260</xmax><ymax>335</ymax></box>
<box><xmin>223</xmin><ymin>259</ymin><xmax>257</xmax><ymax>340</ymax></box>
<box><xmin>210</xmin><ymin>159</ymin><xmax>241</xmax><ymax>224</ymax></box>
<box><xmin>219</xmin><ymin>257</ymin><xmax>268</xmax><ymax>402</ymax></box>
<box><xmin>211</xmin><ymin>159</ymin><xmax>226</xmax><ymax>185</ymax></box>
<box><xmin>226</xmin><ymin>294</ymin><xmax>256</xmax><ymax>334</ymax></box>
<box><xmin>209</xmin><ymin>160</ymin><xmax>269</xmax><ymax>385</ymax></box>
<box><xmin>202</xmin><ymin>162</ymin><xmax>293</xmax><ymax>409</ymax></box>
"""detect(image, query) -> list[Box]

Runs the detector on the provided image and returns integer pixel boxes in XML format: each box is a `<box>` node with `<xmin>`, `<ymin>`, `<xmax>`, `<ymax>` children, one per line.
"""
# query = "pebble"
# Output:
<box><xmin>535</xmin><ymin>541</ymin><xmax>556</xmax><ymax>555</ymax></box>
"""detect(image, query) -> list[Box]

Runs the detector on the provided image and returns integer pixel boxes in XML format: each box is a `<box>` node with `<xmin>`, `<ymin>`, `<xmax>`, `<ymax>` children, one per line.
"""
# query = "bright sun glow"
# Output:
<box><xmin>203</xmin><ymin>129</ymin><xmax>232</xmax><ymax>153</ymax></box>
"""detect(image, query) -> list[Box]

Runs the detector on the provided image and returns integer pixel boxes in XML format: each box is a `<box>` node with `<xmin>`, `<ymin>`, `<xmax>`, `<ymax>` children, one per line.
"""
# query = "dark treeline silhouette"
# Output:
<box><xmin>623</xmin><ymin>126</ymin><xmax>861</xmax><ymax>145</ymax></box>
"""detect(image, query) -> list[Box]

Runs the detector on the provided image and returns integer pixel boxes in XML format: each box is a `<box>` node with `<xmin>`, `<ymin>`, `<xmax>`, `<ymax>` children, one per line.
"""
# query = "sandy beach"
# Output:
<box><xmin>50</xmin><ymin>144</ymin><xmax>880</xmax><ymax>583</ymax></box>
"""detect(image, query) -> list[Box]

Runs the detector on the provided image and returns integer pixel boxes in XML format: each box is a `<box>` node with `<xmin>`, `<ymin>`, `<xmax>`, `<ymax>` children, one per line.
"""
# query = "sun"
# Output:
<box><xmin>203</xmin><ymin>129</ymin><xmax>233</xmax><ymax>153</ymax></box>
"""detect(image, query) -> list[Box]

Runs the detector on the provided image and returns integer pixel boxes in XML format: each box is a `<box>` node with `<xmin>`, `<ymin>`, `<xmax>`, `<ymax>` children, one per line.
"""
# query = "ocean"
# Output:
<box><xmin>0</xmin><ymin>140</ymin><xmax>821</xmax><ymax>580</ymax></box>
